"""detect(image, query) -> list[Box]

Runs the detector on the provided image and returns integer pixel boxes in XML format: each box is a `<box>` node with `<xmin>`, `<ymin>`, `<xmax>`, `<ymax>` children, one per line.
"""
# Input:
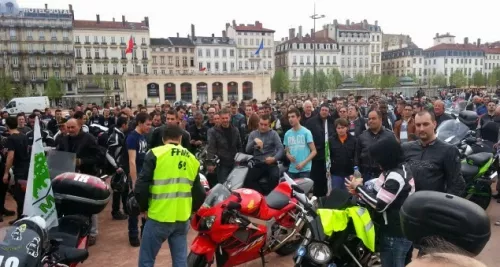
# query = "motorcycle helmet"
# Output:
<box><xmin>14</xmin><ymin>216</ymin><xmax>49</xmax><ymax>249</ymax></box>
<box><xmin>126</xmin><ymin>193</ymin><xmax>141</xmax><ymax>217</ymax></box>
<box><xmin>111</xmin><ymin>172</ymin><xmax>128</xmax><ymax>192</ymax></box>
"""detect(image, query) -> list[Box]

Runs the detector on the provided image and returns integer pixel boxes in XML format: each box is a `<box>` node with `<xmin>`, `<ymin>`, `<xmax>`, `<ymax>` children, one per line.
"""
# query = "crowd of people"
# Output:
<box><xmin>0</xmin><ymin>87</ymin><xmax>495</xmax><ymax>267</ymax></box>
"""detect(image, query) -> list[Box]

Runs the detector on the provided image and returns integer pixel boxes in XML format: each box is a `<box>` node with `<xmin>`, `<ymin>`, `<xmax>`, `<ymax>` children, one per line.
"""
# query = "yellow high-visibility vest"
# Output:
<box><xmin>148</xmin><ymin>144</ymin><xmax>200</xmax><ymax>223</ymax></box>
<box><xmin>318</xmin><ymin>206</ymin><xmax>376</xmax><ymax>252</ymax></box>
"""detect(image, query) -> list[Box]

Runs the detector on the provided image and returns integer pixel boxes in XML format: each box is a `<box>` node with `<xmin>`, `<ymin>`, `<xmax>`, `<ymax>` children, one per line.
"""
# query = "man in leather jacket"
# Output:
<box><xmin>26</xmin><ymin>114</ymin><xmax>55</xmax><ymax>148</ymax></box>
<box><xmin>402</xmin><ymin>110</ymin><xmax>465</xmax><ymax>196</ymax></box>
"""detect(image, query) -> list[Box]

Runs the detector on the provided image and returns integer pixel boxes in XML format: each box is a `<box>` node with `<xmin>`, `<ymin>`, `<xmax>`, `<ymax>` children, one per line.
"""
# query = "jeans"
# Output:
<box><xmin>90</xmin><ymin>214</ymin><xmax>98</xmax><ymax>236</ymax></box>
<box><xmin>217</xmin><ymin>165</ymin><xmax>233</xmax><ymax>184</ymax></box>
<box><xmin>288</xmin><ymin>171</ymin><xmax>311</xmax><ymax>179</ymax></box>
<box><xmin>331</xmin><ymin>175</ymin><xmax>347</xmax><ymax>190</ymax></box>
<box><xmin>379</xmin><ymin>235</ymin><xmax>412</xmax><ymax>267</ymax></box>
<box><xmin>310</xmin><ymin>160</ymin><xmax>327</xmax><ymax>197</ymax></box>
<box><xmin>138</xmin><ymin>219</ymin><xmax>189</xmax><ymax>267</ymax></box>
<box><xmin>244</xmin><ymin>163</ymin><xmax>279</xmax><ymax>195</ymax></box>
<box><xmin>129</xmin><ymin>215</ymin><xmax>147</xmax><ymax>238</ymax></box>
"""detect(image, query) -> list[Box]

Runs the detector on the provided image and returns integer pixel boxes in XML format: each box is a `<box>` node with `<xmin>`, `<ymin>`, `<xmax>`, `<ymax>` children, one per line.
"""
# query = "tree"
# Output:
<box><xmin>449</xmin><ymin>69</ymin><xmax>467</xmax><ymax>88</ymax></box>
<box><xmin>380</xmin><ymin>74</ymin><xmax>398</xmax><ymax>88</ymax></box>
<box><xmin>12</xmin><ymin>83</ymin><xmax>27</xmax><ymax>98</ymax></box>
<box><xmin>431</xmin><ymin>73</ymin><xmax>447</xmax><ymax>87</ymax></box>
<box><xmin>407</xmin><ymin>72</ymin><xmax>419</xmax><ymax>84</ymax></box>
<box><xmin>488</xmin><ymin>67</ymin><xmax>500</xmax><ymax>87</ymax></box>
<box><xmin>0</xmin><ymin>73</ymin><xmax>14</xmax><ymax>102</ymax></box>
<box><xmin>271</xmin><ymin>69</ymin><xmax>290</xmax><ymax>93</ymax></box>
<box><xmin>299</xmin><ymin>70</ymin><xmax>313</xmax><ymax>93</ymax></box>
<box><xmin>316</xmin><ymin>70</ymin><xmax>328</xmax><ymax>93</ymax></box>
<box><xmin>103</xmin><ymin>78</ymin><xmax>113</xmax><ymax>98</ymax></box>
<box><xmin>45</xmin><ymin>77</ymin><xmax>64</xmax><ymax>102</ymax></box>
<box><xmin>325</xmin><ymin>68</ymin><xmax>343</xmax><ymax>90</ymax></box>
<box><xmin>472</xmin><ymin>71</ymin><xmax>485</xmax><ymax>87</ymax></box>
<box><xmin>355</xmin><ymin>73</ymin><xmax>366</xmax><ymax>87</ymax></box>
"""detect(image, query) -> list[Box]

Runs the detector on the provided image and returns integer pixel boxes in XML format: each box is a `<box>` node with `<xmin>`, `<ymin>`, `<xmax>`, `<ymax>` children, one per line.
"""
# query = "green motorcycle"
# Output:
<box><xmin>437</xmin><ymin>119</ymin><xmax>497</xmax><ymax>210</ymax></box>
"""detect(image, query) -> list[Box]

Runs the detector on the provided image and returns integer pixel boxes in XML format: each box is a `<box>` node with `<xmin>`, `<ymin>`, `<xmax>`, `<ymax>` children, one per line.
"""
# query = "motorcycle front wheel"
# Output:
<box><xmin>187</xmin><ymin>252</ymin><xmax>210</xmax><ymax>267</ymax></box>
<box><xmin>465</xmin><ymin>180</ymin><xmax>492</xmax><ymax>210</ymax></box>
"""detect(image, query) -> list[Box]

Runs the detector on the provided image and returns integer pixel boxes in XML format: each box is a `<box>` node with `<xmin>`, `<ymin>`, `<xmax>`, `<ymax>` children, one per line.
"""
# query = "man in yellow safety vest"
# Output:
<box><xmin>135</xmin><ymin>124</ymin><xmax>206</xmax><ymax>267</ymax></box>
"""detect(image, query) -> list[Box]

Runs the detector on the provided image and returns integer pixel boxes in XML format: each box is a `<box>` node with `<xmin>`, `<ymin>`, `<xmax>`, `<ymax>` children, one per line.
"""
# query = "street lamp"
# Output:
<box><xmin>310</xmin><ymin>3</ymin><xmax>325</xmax><ymax>95</ymax></box>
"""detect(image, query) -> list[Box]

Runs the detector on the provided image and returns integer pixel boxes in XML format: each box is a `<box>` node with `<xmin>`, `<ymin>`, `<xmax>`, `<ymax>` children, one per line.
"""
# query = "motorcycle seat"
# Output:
<box><xmin>49</xmin><ymin>230</ymin><xmax>79</xmax><ymax>247</ymax></box>
<box><xmin>265</xmin><ymin>190</ymin><xmax>290</xmax><ymax>210</ymax></box>
<box><xmin>467</xmin><ymin>152</ymin><xmax>493</xmax><ymax>166</ymax></box>
<box><xmin>461</xmin><ymin>163</ymin><xmax>479</xmax><ymax>181</ymax></box>
<box><xmin>58</xmin><ymin>245</ymin><xmax>89</xmax><ymax>264</ymax></box>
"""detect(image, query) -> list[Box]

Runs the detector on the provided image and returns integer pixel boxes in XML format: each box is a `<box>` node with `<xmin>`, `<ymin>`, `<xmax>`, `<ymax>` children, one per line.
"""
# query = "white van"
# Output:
<box><xmin>2</xmin><ymin>96</ymin><xmax>50</xmax><ymax>115</ymax></box>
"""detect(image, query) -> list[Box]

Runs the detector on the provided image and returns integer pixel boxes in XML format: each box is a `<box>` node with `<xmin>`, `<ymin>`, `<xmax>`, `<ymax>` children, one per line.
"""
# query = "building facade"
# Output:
<box><xmin>381</xmin><ymin>46</ymin><xmax>424</xmax><ymax>83</ymax></box>
<box><xmin>225</xmin><ymin>20</ymin><xmax>275</xmax><ymax>72</ymax></box>
<box><xmin>317</xmin><ymin>19</ymin><xmax>382</xmax><ymax>76</ymax></box>
<box><xmin>275</xmin><ymin>26</ymin><xmax>340</xmax><ymax>85</ymax></box>
<box><xmin>483</xmin><ymin>46</ymin><xmax>500</xmax><ymax>78</ymax></box>
<box><xmin>126</xmin><ymin>73</ymin><xmax>271</xmax><ymax>105</ymax></box>
<box><xmin>150</xmin><ymin>35</ymin><xmax>196</xmax><ymax>76</ymax></box>
<box><xmin>382</xmin><ymin>34</ymin><xmax>414</xmax><ymax>52</ymax></box>
<box><xmin>423</xmin><ymin>36</ymin><xmax>485</xmax><ymax>85</ymax></box>
<box><xmin>0</xmin><ymin>1</ymin><xmax>75</xmax><ymax>96</ymax></box>
<box><xmin>72</xmin><ymin>14</ymin><xmax>150</xmax><ymax>103</ymax></box>
<box><xmin>194</xmin><ymin>34</ymin><xmax>237</xmax><ymax>76</ymax></box>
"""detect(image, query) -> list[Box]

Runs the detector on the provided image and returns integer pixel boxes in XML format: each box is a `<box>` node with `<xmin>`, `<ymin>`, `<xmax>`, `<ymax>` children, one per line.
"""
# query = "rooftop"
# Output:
<box><xmin>337</xmin><ymin>23</ymin><xmax>369</xmax><ymax>32</ymax></box>
<box><xmin>283</xmin><ymin>35</ymin><xmax>336</xmax><ymax>44</ymax></box>
<box><xmin>193</xmin><ymin>36</ymin><xmax>235</xmax><ymax>45</ymax></box>
<box><xmin>150</xmin><ymin>37</ymin><xmax>194</xmax><ymax>47</ymax></box>
<box><xmin>425</xmin><ymin>43</ymin><xmax>484</xmax><ymax>52</ymax></box>
<box><xmin>228</xmin><ymin>20</ymin><xmax>275</xmax><ymax>33</ymax></box>
<box><xmin>434</xmin><ymin>33</ymin><xmax>456</xmax><ymax>39</ymax></box>
<box><xmin>73</xmin><ymin>19</ymin><xmax>148</xmax><ymax>31</ymax></box>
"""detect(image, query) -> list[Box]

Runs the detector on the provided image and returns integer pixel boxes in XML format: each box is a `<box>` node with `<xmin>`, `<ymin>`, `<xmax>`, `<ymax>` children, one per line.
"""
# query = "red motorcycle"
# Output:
<box><xmin>188</xmin><ymin>174</ymin><xmax>314</xmax><ymax>267</ymax></box>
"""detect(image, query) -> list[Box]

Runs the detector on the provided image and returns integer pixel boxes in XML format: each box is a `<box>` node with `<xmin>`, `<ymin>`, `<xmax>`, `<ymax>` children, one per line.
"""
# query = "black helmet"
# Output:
<box><xmin>126</xmin><ymin>193</ymin><xmax>141</xmax><ymax>217</ymax></box>
<box><xmin>110</xmin><ymin>172</ymin><xmax>127</xmax><ymax>193</ymax></box>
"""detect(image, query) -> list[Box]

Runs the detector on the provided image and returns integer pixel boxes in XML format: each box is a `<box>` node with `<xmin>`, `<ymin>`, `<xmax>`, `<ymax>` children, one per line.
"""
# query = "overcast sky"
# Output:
<box><xmin>18</xmin><ymin>0</ymin><xmax>499</xmax><ymax>49</ymax></box>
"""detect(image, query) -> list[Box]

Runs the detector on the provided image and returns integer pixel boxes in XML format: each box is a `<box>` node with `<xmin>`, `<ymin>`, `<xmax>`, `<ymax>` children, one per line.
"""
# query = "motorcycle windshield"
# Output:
<box><xmin>0</xmin><ymin>226</ymin><xmax>44</xmax><ymax>265</ymax></box>
<box><xmin>46</xmin><ymin>150</ymin><xmax>76</xmax><ymax>179</ymax></box>
<box><xmin>436</xmin><ymin>119</ymin><xmax>469</xmax><ymax>146</ymax></box>
<box><xmin>202</xmin><ymin>184</ymin><xmax>231</xmax><ymax>208</ymax></box>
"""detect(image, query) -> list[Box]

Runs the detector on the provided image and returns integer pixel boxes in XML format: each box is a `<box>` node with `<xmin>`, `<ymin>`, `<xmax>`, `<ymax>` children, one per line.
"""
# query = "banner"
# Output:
<box><xmin>23</xmin><ymin>117</ymin><xmax>58</xmax><ymax>229</ymax></box>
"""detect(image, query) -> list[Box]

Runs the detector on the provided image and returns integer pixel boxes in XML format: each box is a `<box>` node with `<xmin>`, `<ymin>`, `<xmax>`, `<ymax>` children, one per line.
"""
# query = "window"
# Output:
<box><xmin>239</xmin><ymin>62</ymin><xmax>242</xmax><ymax>69</ymax></box>
<box><xmin>113</xmin><ymin>64</ymin><xmax>118</xmax><ymax>74</ymax></box>
<box><xmin>121</xmin><ymin>49</ymin><xmax>126</xmax><ymax>58</ymax></box>
<box><xmin>120</xmin><ymin>37</ymin><xmax>125</xmax><ymax>43</ymax></box>
<box><xmin>51</xmin><ymin>30</ymin><xmax>56</xmax><ymax>39</ymax></box>
<box><xmin>76</xmin><ymin>49</ymin><xmax>81</xmax><ymax>58</ymax></box>
<box><xmin>85</xmin><ymin>48</ymin><xmax>91</xmax><ymax>58</ymax></box>
<box><xmin>93</xmin><ymin>36</ymin><xmax>98</xmax><ymax>43</ymax></box>
<box><xmin>42</xmin><ymin>71</ymin><xmax>48</xmax><ymax>79</ymax></box>
<box><xmin>214</xmin><ymin>49</ymin><xmax>219</xmax><ymax>57</ymax></box>
<box><xmin>198</xmin><ymin>49</ymin><xmax>203</xmax><ymax>57</ymax></box>
<box><xmin>85</xmin><ymin>36</ymin><xmax>90</xmax><ymax>43</ymax></box>
<box><xmin>30</xmin><ymin>71</ymin><xmax>36</xmax><ymax>80</ymax></box>
<box><xmin>231</xmin><ymin>62</ymin><xmax>235</xmax><ymax>70</ymax></box>
<box><xmin>182</xmin><ymin>48</ymin><xmax>187</xmax><ymax>53</ymax></box>
<box><xmin>206</xmin><ymin>49</ymin><xmax>211</xmax><ymax>57</ymax></box>
<box><xmin>182</xmin><ymin>57</ymin><xmax>187</xmax><ymax>67</ymax></box>
<box><xmin>199</xmin><ymin>62</ymin><xmax>203</xmax><ymax>70</ymax></box>
<box><xmin>54</xmin><ymin>71</ymin><xmax>60</xmax><ymax>78</ymax></box>
<box><xmin>87</xmin><ymin>63</ymin><xmax>92</xmax><ymax>73</ymax></box>
<box><xmin>230</xmin><ymin>49</ymin><xmax>234</xmax><ymax>57</ymax></box>
<box><xmin>160</xmin><ymin>56</ymin><xmax>165</xmax><ymax>64</ymax></box>
<box><xmin>95</xmin><ymin>49</ymin><xmax>100</xmax><ymax>58</ymax></box>
<box><xmin>153</xmin><ymin>69</ymin><xmax>158</xmax><ymax>75</ymax></box>
<box><xmin>141</xmin><ymin>38</ymin><xmax>146</xmax><ymax>44</ymax></box>
<box><xmin>207</xmin><ymin>62</ymin><xmax>211</xmax><ymax>71</ymax></box>
<box><xmin>153</xmin><ymin>56</ymin><xmax>157</xmax><ymax>64</ymax></box>
<box><xmin>175</xmin><ymin>57</ymin><xmax>180</xmax><ymax>67</ymax></box>
<box><xmin>12</xmin><ymin>71</ymin><xmax>19</xmax><ymax>80</ymax></box>
<box><xmin>111</xmin><ymin>37</ymin><xmax>115</xmax><ymax>43</ymax></box>
<box><xmin>122</xmin><ymin>64</ymin><xmax>127</xmax><ymax>74</ymax></box>
<box><xmin>101</xmin><ymin>36</ymin><xmax>106</xmax><ymax>43</ymax></box>
<box><xmin>114</xmin><ymin>79</ymin><xmax>119</xmax><ymax>88</ymax></box>
<box><xmin>142</xmin><ymin>50</ymin><xmax>147</xmax><ymax>59</ymax></box>
<box><xmin>168</xmin><ymin>56</ymin><xmax>173</xmax><ymax>65</ymax></box>
<box><xmin>215</xmin><ymin>62</ymin><xmax>219</xmax><ymax>71</ymax></box>
<box><xmin>222</xmin><ymin>49</ymin><xmax>227</xmax><ymax>57</ymax></box>
<box><xmin>65</xmin><ymin>71</ymin><xmax>71</xmax><ymax>78</ymax></box>
<box><xmin>75</xmin><ymin>36</ymin><xmax>80</xmax><ymax>43</ymax></box>
<box><xmin>161</xmin><ymin>70</ymin><xmax>166</xmax><ymax>74</ymax></box>
<box><xmin>28</xmin><ymin>43</ymin><xmax>34</xmax><ymax>52</ymax></box>
<box><xmin>143</xmin><ymin>64</ymin><xmax>148</xmax><ymax>74</ymax></box>
<box><xmin>77</xmin><ymin>64</ymin><xmax>82</xmax><ymax>73</ymax></box>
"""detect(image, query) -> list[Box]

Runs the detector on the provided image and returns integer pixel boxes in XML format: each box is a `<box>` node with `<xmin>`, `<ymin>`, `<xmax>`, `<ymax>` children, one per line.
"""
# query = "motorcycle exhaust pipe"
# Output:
<box><xmin>271</xmin><ymin>217</ymin><xmax>305</xmax><ymax>252</ymax></box>
<box><xmin>489</xmin><ymin>171</ymin><xmax>498</xmax><ymax>181</ymax></box>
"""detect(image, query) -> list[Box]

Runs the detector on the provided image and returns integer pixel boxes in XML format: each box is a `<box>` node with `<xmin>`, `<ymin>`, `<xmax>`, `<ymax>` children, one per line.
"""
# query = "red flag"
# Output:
<box><xmin>125</xmin><ymin>36</ymin><xmax>134</xmax><ymax>54</ymax></box>
<box><xmin>200</xmin><ymin>67</ymin><xmax>206</xmax><ymax>71</ymax></box>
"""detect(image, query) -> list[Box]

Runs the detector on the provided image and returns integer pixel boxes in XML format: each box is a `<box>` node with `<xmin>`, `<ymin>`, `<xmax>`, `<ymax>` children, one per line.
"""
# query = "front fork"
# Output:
<box><xmin>294</xmin><ymin>227</ymin><xmax>312</xmax><ymax>265</ymax></box>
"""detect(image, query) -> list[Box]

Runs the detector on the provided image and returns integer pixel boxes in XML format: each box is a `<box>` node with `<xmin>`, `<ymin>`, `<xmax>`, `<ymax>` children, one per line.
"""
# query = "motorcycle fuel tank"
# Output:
<box><xmin>233</xmin><ymin>188</ymin><xmax>262</xmax><ymax>216</ymax></box>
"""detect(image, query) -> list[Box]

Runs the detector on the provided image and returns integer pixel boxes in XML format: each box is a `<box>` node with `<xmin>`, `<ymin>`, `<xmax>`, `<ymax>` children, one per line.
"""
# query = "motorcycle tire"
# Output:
<box><xmin>466</xmin><ymin>181</ymin><xmax>492</xmax><ymax>210</ymax></box>
<box><xmin>187</xmin><ymin>252</ymin><xmax>210</xmax><ymax>267</ymax></box>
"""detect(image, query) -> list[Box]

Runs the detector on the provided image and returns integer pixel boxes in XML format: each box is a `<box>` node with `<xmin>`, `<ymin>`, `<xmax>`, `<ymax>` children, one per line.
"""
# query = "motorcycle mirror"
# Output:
<box><xmin>226</xmin><ymin>201</ymin><xmax>242</xmax><ymax>211</ymax></box>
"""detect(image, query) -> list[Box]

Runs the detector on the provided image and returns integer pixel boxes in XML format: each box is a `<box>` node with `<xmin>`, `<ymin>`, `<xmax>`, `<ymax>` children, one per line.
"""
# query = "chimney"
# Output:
<box><xmin>436</xmin><ymin>33</ymin><xmax>439</xmax><ymax>38</ymax></box>
<box><xmin>477</xmin><ymin>38</ymin><xmax>481</xmax><ymax>46</ymax></box>
<box><xmin>112</xmin><ymin>17</ymin><xmax>115</xmax><ymax>22</ymax></box>
<box><xmin>298</xmin><ymin>26</ymin><xmax>302</xmax><ymax>38</ymax></box>
<box><xmin>399</xmin><ymin>39</ymin><xmax>403</xmax><ymax>48</ymax></box>
<box><xmin>333</xmin><ymin>19</ymin><xmax>338</xmax><ymax>26</ymax></box>
<box><xmin>289</xmin><ymin>28</ymin><xmax>295</xmax><ymax>40</ymax></box>
<box><xmin>96</xmin><ymin>14</ymin><xmax>100</xmax><ymax>23</ymax></box>
<box><xmin>232</xmin><ymin>20</ymin><xmax>236</xmax><ymax>27</ymax></box>
<box><xmin>255</xmin><ymin>21</ymin><xmax>262</xmax><ymax>28</ymax></box>
<box><xmin>191</xmin><ymin>24</ymin><xmax>196</xmax><ymax>40</ymax></box>
<box><xmin>122</xmin><ymin>15</ymin><xmax>125</xmax><ymax>26</ymax></box>
<box><xmin>45</xmin><ymin>3</ymin><xmax>48</xmax><ymax>9</ymax></box>
<box><xmin>68</xmin><ymin>4</ymin><xmax>74</xmax><ymax>20</ymax></box>
<box><xmin>346</xmin><ymin>19</ymin><xmax>350</xmax><ymax>26</ymax></box>
<box><xmin>225</xmin><ymin>23</ymin><xmax>230</xmax><ymax>30</ymax></box>
<box><xmin>464</xmin><ymin>37</ymin><xmax>468</xmax><ymax>44</ymax></box>
<box><xmin>212</xmin><ymin>33</ymin><xmax>215</xmax><ymax>38</ymax></box>
<box><xmin>375</xmin><ymin>20</ymin><xmax>378</xmax><ymax>26</ymax></box>
<box><xmin>177</xmin><ymin>32</ymin><xmax>179</xmax><ymax>38</ymax></box>
<box><xmin>144</xmin><ymin>17</ymin><xmax>149</xmax><ymax>27</ymax></box>
<box><xmin>363</xmin><ymin>19</ymin><xmax>368</xmax><ymax>29</ymax></box>
<box><xmin>222</xmin><ymin>30</ymin><xmax>226</xmax><ymax>38</ymax></box>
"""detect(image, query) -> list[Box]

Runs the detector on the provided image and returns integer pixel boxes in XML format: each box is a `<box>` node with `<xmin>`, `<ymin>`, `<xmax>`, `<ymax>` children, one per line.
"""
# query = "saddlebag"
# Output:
<box><xmin>400</xmin><ymin>191</ymin><xmax>490</xmax><ymax>256</ymax></box>
<box><xmin>52</xmin><ymin>172</ymin><xmax>111</xmax><ymax>216</ymax></box>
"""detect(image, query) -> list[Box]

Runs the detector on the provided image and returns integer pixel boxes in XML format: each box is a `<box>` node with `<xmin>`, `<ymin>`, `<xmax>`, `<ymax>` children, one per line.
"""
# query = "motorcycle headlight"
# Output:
<box><xmin>308</xmin><ymin>242</ymin><xmax>332</xmax><ymax>264</ymax></box>
<box><xmin>199</xmin><ymin>216</ymin><xmax>216</xmax><ymax>231</ymax></box>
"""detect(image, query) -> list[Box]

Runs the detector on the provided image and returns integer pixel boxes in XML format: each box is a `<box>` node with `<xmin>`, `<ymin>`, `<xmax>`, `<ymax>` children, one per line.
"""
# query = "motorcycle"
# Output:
<box><xmin>188</xmin><ymin>173</ymin><xmax>314</xmax><ymax>267</ymax></box>
<box><xmin>437</xmin><ymin>117</ymin><xmax>497</xmax><ymax>210</ymax></box>
<box><xmin>294</xmin><ymin>189</ymin><xmax>381</xmax><ymax>267</ymax></box>
<box><xmin>0</xmin><ymin>216</ymin><xmax>90</xmax><ymax>267</ymax></box>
